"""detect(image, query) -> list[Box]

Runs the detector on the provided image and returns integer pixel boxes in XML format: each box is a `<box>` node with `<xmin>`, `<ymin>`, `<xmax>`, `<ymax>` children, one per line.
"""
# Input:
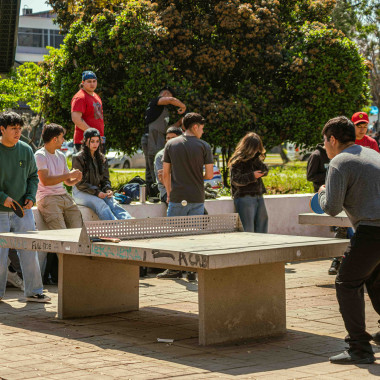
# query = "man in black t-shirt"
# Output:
<box><xmin>141</xmin><ymin>87</ymin><xmax>186</xmax><ymax>197</ymax></box>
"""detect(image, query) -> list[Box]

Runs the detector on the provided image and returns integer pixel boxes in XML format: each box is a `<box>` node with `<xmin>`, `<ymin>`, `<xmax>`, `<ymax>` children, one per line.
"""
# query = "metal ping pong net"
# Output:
<box><xmin>80</xmin><ymin>213</ymin><xmax>243</xmax><ymax>244</ymax></box>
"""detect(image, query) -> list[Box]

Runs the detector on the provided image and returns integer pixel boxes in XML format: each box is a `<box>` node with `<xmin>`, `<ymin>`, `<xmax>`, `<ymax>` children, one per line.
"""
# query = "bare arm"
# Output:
<box><xmin>38</xmin><ymin>169</ymin><xmax>82</xmax><ymax>187</ymax></box>
<box><xmin>71</xmin><ymin>111</ymin><xmax>91</xmax><ymax>132</ymax></box>
<box><xmin>163</xmin><ymin>162</ymin><xmax>172</xmax><ymax>201</ymax></box>
<box><xmin>204</xmin><ymin>164</ymin><xmax>214</xmax><ymax>180</ymax></box>
<box><xmin>157</xmin><ymin>97</ymin><xmax>186</xmax><ymax>114</ymax></box>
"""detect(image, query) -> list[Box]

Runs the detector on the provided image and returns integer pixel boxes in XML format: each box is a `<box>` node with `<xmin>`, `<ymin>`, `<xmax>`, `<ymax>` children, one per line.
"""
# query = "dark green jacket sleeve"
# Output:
<box><xmin>24</xmin><ymin>147</ymin><xmax>39</xmax><ymax>203</ymax></box>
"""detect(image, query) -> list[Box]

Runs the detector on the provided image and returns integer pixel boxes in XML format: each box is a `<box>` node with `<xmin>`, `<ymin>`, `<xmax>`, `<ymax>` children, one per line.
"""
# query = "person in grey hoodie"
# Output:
<box><xmin>319</xmin><ymin>116</ymin><xmax>380</xmax><ymax>365</ymax></box>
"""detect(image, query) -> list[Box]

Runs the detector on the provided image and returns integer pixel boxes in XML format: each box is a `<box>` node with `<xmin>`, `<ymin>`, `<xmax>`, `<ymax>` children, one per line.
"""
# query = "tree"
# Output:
<box><xmin>332</xmin><ymin>0</ymin><xmax>379</xmax><ymax>119</ymax></box>
<box><xmin>41</xmin><ymin>0</ymin><xmax>370</xmax><ymax>183</ymax></box>
<box><xmin>0</xmin><ymin>62</ymin><xmax>41</xmax><ymax>113</ymax></box>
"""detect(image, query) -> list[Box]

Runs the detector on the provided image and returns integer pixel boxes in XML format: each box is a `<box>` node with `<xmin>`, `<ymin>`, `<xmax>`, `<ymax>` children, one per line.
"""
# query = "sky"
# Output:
<box><xmin>20</xmin><ymin>0</ymin><xmax>52</xmax><ymax>14</ymax></box>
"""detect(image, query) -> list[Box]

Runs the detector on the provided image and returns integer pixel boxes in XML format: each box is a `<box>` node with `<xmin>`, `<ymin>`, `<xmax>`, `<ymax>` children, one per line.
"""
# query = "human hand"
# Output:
<box><xmin>3</xmin><ymin>197</ymin><xmax>14</xmax><ymax>209</ymax></box>
<box><xmin>177</xmin><ymin>105</ymin><xmax>186</xmax><ymax>114</ymax></box>
<box><xmin>254</xmin><ymin>170</ymin><xmax>265</xmax><ymax>178</ymax></box>
<box><xmin>23</xmin><ymin>199</ymin><xmax>33</xmax><ymax>209</ymax></box>
<box><xmin>318</xmin><ymin>185</ymin><xmax>326</xmax><ymax>193</ymax></box>
<box><xmin>70</xmin><ymin>169</ymin><xmax>82</xmax><ymax>180</ymax></box>
<box><xmin>98</xmin><ymin>192</ymin><xmax>107</xmax><ymax>199</ymax></box>
<box><xmin>106</xmin><ymin>190</ymin><xmax>113</xmax><ymax>198</ymax></box>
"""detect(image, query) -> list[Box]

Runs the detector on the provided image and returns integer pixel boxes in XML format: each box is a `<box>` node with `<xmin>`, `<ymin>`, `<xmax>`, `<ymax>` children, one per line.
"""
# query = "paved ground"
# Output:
<box><xmin>1</xmin><ymin>259</ymin><xmax>380</xmax><ymax>380</ymax></box>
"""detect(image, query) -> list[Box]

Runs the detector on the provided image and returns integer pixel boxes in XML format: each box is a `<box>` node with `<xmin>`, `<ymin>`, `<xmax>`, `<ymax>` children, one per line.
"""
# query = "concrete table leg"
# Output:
<box><xmin>58</xmin><ymin>254</ymin><xmax>139</xmax><ymax>319</ymax></box>
<box><xmin>197</xmin><ymin>262</ymin><xmax>286</xmax><ymax>345</ymax></box>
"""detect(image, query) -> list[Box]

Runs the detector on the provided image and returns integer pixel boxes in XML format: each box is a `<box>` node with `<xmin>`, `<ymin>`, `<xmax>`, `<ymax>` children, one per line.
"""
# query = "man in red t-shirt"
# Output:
<box><xmin>352</xmin><ymin>111</ymin><xmax>379</xmax><ymax>152</ymax></box>
<box><xmin>71</xmin><ymin>71</ymin><xmax>104</xmax><ymax>152</ymax></box>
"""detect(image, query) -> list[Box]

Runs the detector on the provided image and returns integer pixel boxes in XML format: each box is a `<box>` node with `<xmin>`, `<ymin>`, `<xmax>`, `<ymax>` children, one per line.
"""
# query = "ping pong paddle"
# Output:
<box><xmin>309</xmin><ymin>193</ymin><xmax>325</xmax><ymax>214</ymax></box>
<box><xmin>90</xmin><ymin>237</ymin><xmax>121</xmax><ymax>243</ymax></box>
<box><xmin>11</xmin><ymin>200</ymin><xmax>24</xmax><ymax>218</ymax></box>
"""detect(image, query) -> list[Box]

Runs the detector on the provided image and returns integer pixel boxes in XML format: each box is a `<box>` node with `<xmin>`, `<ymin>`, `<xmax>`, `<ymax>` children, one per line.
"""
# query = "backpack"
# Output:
<box><xmin>118</xmin><ymin>183</ymin><xmax>140</xmax><ymax>201</ymax></box>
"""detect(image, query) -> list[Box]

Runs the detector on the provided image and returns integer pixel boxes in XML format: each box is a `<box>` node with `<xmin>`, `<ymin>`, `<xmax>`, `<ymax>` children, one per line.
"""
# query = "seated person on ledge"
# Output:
<box><xmin>72</xmin><ymin>128</ymin><xmax>132</xmax><ymax>221</ymax></box>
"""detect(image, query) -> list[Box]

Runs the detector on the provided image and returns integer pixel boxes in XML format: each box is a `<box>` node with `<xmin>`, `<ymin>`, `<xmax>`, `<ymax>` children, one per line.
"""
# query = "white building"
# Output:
<box><xmin>15</xmin><ymin>8</ymin><xmax>64</xmax><ymax>64</ymax></box>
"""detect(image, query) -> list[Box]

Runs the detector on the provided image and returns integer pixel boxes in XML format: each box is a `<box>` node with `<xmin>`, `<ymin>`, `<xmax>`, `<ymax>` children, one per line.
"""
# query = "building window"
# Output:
<box><xmin>18</xmin><ymin>28</ymin><xmax>45</xmax><ymax>48</ymax></box>
<box><xmin>18</xmin><ymin>28</ymin><xmax>65</xmax><ymax>49</ymax></box>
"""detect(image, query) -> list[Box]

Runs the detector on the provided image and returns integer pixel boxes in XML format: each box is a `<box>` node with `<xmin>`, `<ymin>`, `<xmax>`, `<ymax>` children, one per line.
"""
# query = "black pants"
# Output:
<box><xmin>336</xmin><ymin>225</ymin><xmax>380</xmax><ymax>354</ymax></box>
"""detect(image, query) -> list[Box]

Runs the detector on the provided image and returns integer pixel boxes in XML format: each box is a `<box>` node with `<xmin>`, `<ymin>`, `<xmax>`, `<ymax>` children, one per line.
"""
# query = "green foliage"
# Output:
<box><xmin>40</xmin><ymin>0</ymin><xmax>370</xmax><ymax>155</ymax></box>
<box><xmin>0</xmin><ymin>62</ymin><xmax>42</xmax><ymax>112</ymax></box>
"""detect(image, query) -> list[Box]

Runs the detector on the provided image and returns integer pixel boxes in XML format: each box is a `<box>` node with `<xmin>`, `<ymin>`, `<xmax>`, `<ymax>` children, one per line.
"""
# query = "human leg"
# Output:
<box><xmin>141</xmin><ymin>133</ymin><xmax>153</xmax><ymax>196</ymax></box>
<box><xmin>234</xmin><ymin>196</ymin><xmax>256</xmax><ymax>232</ymax></box>
<box><xmin>73</xmin><ymin>188</ymin><xmax>116</xmax><ymax>220</ymax></box>
<box><xmin>61</xmin><ymin>194</ymin><xmax>83</xmax><ymax>228</ymax></box>
<box><xmin>0</xmin><ymin>212</ymin><xmax>11</xmax><ymax>298</ymax></box>
<box><xmin>103</xmin><ymin>196</ymin><xmax>132</xmax><ymax>220</ymax></box>
<box><xmin>333</xmin><ymin>225</ymin><xmax>380</xmax><ymax>360</ymax></box>
<box><xmin>10</xmin><ymin>210</ymin><xmax>44</xmax><ymax>297</ymax></box>
<box><xmin>37</xmin><ymin>195</ymin><xmax>68</xmax><ymax>230</ymax></box>
<box><xmin>254</xmin><ymin>196</ymin><xmax>268</xmax><ymax>233</ymax></box>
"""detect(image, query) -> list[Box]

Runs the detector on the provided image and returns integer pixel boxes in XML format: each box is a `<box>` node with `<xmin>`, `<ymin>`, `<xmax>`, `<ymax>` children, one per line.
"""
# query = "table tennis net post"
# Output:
<box><xmin>79</xmin><ymin>213</ymin><xmax>243</xmax><ymax>243</ymax></box>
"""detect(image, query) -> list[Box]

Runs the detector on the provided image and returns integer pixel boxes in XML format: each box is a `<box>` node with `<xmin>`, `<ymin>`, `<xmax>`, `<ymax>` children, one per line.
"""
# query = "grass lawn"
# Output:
<box><xmin>68</xmin><ymin>154</ymin><xmax>314</xmax><ymax>195</ymax></box>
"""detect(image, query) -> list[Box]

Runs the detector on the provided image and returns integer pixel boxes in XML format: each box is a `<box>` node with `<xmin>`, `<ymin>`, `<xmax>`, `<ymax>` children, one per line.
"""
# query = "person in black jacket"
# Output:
<box><xmin>72</xmin><ymin>128</ymin><xmax>132</xmax><ymax>220</ymax></box>
<box><xmin>229</xmin><ymin>132</ymin><xmax>269</xmax><ymax>233</ymax></box>
<box><xmin>306</xmin><ymin>143</ymin><xmax>329</xmax><ymax>192</ymax></box>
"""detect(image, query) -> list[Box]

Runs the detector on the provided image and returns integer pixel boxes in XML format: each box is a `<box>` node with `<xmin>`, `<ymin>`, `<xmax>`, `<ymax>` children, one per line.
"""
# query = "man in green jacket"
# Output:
<box><xmin>0</xmin><ymin>111</ymin><xmax>50</xmax><ymax>303</ymax></box>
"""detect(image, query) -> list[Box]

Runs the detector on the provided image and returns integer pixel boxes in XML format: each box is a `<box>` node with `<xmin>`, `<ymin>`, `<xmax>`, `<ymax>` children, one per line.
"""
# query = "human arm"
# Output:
<box><xmin>163</xmin><ymin>162</ymin><xmax>171</xmax><ymax>201</ymax></box>
<box><xmin>71</xmin><ymin>111</ymin><xmax>91</xmax><ymax>132</ymax></box>
<box><xmin>99</xmin><ymin>159</ymin><xmax>112</xmax><ymax>196</ymax></box>
<box><xmin>72</xmin><ymin>155</ymin><xmax>101</xmax><ymax>195</ymax></box>
<box><xmin>24</xmin><ymin>150</ymin><xmax>39</xmax><ymax>207</ymax></box>
<box><xmin>318</xmin><ymin>167</ymin><xmax>346</xmax><ymax>216</ymax></box>
<box><xmin>157</xmin><ymin>97</ymin><xmax>186</xmax><ymax>114</ymax></box>
<box><xmin>204</xmin><ymin>164</ymin><xmax>214</xmax><ymax>180</ymax></box>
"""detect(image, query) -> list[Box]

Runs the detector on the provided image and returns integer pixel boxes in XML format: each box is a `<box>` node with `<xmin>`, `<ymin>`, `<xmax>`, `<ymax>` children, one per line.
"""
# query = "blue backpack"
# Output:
<box><xmin>118</xmin><ymin>183</ymin><xmax>140</xmax><ymax>201</ymax></box>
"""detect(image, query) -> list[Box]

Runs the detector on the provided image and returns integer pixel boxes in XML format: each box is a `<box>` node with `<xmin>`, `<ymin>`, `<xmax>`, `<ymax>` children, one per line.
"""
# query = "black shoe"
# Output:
<box><xmin>372</xmin><ymin>332</ymin><xmax>380</xmax><ymax>345</ymax></box>
<box><xmin>328</xmin><ymin>258</ymin><xmax>341</xmax><ymax>275</ymax></box>
<box><xmin>186</xmin><ymin>272</ymin><xmax>196</xmax><ymax>282</ymax></box>
<box><xmin>329</xmin><ymin>350</ymin><xmax>375</xmax><ymax>364</ymax></box>
<box><xmin>156</xmin><ymin>269</ymin><xmax>182</xmax><ymax>279</ymax></box>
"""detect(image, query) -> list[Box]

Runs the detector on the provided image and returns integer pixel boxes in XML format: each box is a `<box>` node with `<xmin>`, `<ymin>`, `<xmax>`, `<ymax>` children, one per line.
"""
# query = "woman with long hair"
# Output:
<box><xmin>228</xmin><ymin>132</ymin><xmax>269</xmax><ymax>233</ymax></box>
<box><xmin>72</xmin><ymin>128</ymin><xmax>132</xmax><ymax>220</ymax></box>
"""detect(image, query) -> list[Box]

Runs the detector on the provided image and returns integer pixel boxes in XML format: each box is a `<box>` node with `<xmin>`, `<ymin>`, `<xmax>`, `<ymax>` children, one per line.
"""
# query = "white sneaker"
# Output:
<box><xmin>7</xmin><ymin>270</ymin><xmax>24</xmax><ymax>291</ymax></box>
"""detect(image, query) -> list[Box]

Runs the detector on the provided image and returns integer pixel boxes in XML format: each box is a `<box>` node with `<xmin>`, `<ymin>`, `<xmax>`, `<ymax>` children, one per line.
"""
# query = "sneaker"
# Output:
<box><xmin>372</xmin><ymin>332</ymin><xmax>380</xmax><ymax>345</ymax></box>
<box><xmin>186</xmin><ymin>272</ymin><xmax>197</xmax><ymax>282</ymax></box>
<box><xmin>26</xmin><ymin>294</ymin><xmax>51</xmax><ymax>303</ymax></box>
<box><xmin>329</xmin><ymin>350</ymin><xmax>375</xmax><ymax>364</ymax></box>
<box><xmin>328</xmin><ymin>258</ymin><xmax>341</xmax><ymax>275</ymax></box>
<box><xmin>7</xmin><ymin>270</ymin><xmax>24</xmax><ymax>291</ymax></box>
<box><xmin>156</xmin><ymin>269</ymin><xmax>182</xmax><ymax>279</ymax></box>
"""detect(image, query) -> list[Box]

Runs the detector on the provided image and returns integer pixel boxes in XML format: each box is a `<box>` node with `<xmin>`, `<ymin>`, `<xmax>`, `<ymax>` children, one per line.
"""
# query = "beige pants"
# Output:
<box><xmin>37</xmin><ymin>194</ymin><xmax>83</xmax><ymax>230</ymax></box>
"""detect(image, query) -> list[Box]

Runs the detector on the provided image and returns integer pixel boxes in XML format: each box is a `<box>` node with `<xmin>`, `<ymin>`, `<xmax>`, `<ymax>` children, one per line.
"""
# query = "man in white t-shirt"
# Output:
<box><xmin>35</xmin><ymin>124</ymin><xmax>83</xmax><ymax>282</ymax></box>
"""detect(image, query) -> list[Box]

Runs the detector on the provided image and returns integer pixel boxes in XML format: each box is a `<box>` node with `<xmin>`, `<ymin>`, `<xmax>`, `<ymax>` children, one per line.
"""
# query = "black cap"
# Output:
<box><xmin>83</xmin><ymin>128</ymin><xmax>101</xmax><ymax>141</ymax></box>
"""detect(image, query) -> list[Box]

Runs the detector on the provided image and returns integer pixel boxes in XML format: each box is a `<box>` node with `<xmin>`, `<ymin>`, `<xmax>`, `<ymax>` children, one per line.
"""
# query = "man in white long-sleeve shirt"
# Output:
<box><xmin>319</xmin><ymin>116</ymin><xmax>380</xmax><ymax>364</ymax></box>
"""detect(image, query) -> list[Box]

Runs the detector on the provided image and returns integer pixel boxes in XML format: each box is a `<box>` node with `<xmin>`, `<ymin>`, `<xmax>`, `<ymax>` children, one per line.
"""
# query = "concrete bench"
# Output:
<box><xmin>299</xmin><ymin>212</ymin><xmax>352</xmax><ymax>228</ymax></box>
<box><xmin>33</xmin><ymin>194</ymin><xmax>334</xmax><ymax>237</ymax></box>
<box><xmin>0</xmin><ymin>214</ymin><xmax>348</xmax><ymax>345</ymax></box>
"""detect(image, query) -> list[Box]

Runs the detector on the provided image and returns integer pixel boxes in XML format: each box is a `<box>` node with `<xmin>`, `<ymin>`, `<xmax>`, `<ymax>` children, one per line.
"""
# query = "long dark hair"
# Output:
<box><xmin>81</xmin><ymin>138</ymin><xmax>105</xmax><ymax>174</ymax></box>
<box><xmin>228</xmin><ymin>132</ymin><xmax>266</xmax><ymax>168</ymax></box>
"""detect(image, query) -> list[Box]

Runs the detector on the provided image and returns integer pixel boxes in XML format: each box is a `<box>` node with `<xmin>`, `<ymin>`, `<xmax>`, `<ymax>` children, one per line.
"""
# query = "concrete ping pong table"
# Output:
<box><xmin>0</xmin><ymin>214</ymin><xmax>349</xmax><ymax>345</ymax></box>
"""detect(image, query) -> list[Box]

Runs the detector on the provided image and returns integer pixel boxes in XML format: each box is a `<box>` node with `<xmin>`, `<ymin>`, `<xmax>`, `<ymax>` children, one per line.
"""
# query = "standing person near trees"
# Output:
<box><xmin>0</xmin><ymin>111</ymin><xmax>50</xmax><ymax>303</ymax></box>
<box><xmin>229</xmin><ymin>132</ymin><xmax>269</xmax><ymax>233</ymax></box>
<box><xmin>72</xmin><ymin>128</ymin><xmax>132</xmax><ymax>221</ymax></box>
<box><xmin>352</xmin><ymin>111</ymin><xmax>379</xmax><ymax>152</ymax></box>
<box><xmin>71</xmin><ymin>71</ymin><xmax>105</xmax><ymax>152</ymax></box>
<box><xmin>142</xmin><ymin>86</ymin><xmax>186</xmax><ymax>197</ymax></box>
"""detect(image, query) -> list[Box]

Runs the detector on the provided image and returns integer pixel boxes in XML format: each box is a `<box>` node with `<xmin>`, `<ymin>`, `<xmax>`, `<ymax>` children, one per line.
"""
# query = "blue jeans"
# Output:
<box><xmin>0</xmin><ymin>210</ymin><xmax>43</xmax><ymax>297</ymax></box>
<box><xmin>73</xmin><ymin>187</ymin><xmax>132</xmax><ymax>220</ymax></box>
<box><xmin>167</xmin><ymin>202</ymin><xmax>204</xmax><ymax>217</ymax></box>
<box><xmin>234</xmin><ymin>195</ymin><xmax>268</xmax><ymax>233</ymax></box>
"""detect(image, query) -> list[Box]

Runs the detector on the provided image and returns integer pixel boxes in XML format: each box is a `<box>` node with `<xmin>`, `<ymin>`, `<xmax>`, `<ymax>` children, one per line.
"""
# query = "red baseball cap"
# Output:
<box><xmin>351</xmin><ymin>112</ymin><xmax>369</xmax><ymax>125</ymax></box>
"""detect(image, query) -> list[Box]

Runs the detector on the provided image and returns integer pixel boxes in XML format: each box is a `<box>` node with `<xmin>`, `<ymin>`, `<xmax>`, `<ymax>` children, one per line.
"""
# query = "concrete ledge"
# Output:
<box><xmin>32</xmin><ymin>194</ymin><xmax>333</xmax><ymax>238</ymax></box>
